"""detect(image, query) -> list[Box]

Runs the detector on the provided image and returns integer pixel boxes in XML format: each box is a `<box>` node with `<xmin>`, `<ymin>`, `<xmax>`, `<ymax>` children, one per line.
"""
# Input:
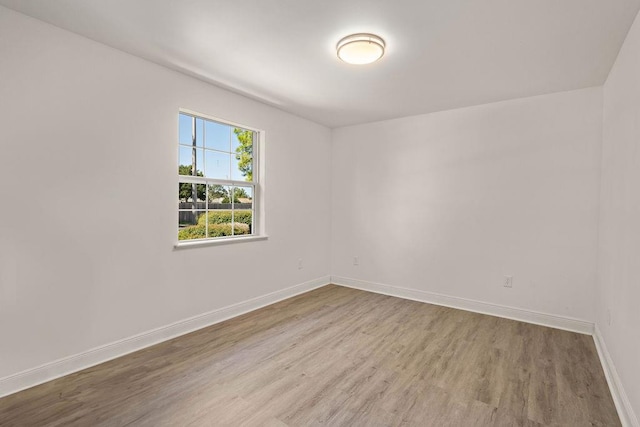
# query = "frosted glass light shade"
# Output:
<box><xmin>336</xmin><ymin>33</ymin><xmax>385</xmax><ymax>65</ymax></box>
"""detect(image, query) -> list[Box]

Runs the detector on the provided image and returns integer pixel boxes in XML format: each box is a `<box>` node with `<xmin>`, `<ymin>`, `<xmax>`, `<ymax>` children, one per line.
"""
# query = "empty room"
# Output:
<box><xmin>0</xmin><ymin>1</ymin><xmax>639</xmax><ymax>426</ymax></box>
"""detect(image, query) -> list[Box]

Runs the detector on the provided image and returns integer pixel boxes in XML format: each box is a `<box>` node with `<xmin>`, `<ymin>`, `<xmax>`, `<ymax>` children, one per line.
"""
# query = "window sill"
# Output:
<box><xmin>174</xmin><ymin>235</ymin><xmax>268</xmax><ymax>249</ymax></box>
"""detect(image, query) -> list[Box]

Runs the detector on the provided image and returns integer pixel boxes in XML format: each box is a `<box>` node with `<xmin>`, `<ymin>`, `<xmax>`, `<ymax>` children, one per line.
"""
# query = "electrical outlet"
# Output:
<box><xmin>298</xmin><ymin>259</ymin><xmax>303</xmax><ymax>269</ymax></box>
<box><xmin>353</xmin><ymin>256</ymin><xmax>359</xmax><ymax>266</ymax></box>
<box><xmin>503</xmin><ymin>275</ymin><xmax>513</xmax><ymax>288</ymax></box>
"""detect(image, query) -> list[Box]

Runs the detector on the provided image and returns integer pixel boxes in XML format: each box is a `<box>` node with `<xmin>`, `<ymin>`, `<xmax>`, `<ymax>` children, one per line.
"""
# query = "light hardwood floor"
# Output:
<box><xmin>0</xmin><ymin>285</ymin><xmax>620</xmax><ymax>426</ymax></box>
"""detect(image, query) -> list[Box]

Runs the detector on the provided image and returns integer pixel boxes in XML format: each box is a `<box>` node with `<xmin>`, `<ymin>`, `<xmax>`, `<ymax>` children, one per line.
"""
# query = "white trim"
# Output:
<box><xmin>0</xmin><ymin>276</ymin><xmax>331</xmax><ymax>398</ymax></box>
<box><xmin>174</xmin><ymin>234</ymin><xmax>268</xmax><ymax>249</ymax></box>
<box><xmin>593</xmin><ymin>325</ymin><xmax>639</xmax><ymax>427</ymax></box>
<box><xmin>179</xmin><ymin>108</ymin><xmax>262</xmax><ymax>134</ymax></box>
<box><xmin>176</xmin><ymin>174</ymin><xmax>254</xmax><ymax>187</ymax></box>
<box><xmin>331</xmin><ymin>276</ymin><xmax>594</xmax><ymax>335</ymax></box>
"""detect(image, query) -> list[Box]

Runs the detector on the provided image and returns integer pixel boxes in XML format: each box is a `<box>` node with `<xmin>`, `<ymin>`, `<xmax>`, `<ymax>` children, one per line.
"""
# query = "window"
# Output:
<box><xmin>177</xmin><ymin>111</ymin><xmax>259</xmax><ymax>243</ymax></box>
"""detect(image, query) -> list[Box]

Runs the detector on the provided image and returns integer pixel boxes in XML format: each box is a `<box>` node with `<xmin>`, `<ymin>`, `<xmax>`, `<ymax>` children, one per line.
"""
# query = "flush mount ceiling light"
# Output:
<box><xmin>336</xmin><ymin>33</ymin><xmax>385</xmax><ymax>65</ymax></box>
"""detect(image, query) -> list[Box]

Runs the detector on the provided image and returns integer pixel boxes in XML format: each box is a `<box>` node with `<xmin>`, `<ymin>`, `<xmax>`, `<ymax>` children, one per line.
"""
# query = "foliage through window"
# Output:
<box><xmin>178</xmin><ymin>112</ymin><xmax>257</xmax><ymax>241</ymax></box>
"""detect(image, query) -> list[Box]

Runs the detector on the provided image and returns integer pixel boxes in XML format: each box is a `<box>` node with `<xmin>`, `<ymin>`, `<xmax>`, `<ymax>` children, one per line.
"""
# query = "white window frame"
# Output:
<box><xmin>175</xmin><ymin>109</ymin><xmax>266</xmax><ymax>248</ymax></box>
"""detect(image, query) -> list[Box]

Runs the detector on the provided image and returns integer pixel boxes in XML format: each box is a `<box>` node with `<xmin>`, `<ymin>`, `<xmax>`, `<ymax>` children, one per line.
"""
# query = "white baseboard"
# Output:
<box><xmin>593</xmin><ymin>325</ymin><xmax>639</xmax><ymax>427</ymax></box>
<box><xmin>331</xmin><ymin>276</ymin><xmax>594</xmax><ymax>335</ymax></box>
<box><xmin>0</xmin><ymin>276</ymin><xmax>331</xmax><ymax>399</ymax></box>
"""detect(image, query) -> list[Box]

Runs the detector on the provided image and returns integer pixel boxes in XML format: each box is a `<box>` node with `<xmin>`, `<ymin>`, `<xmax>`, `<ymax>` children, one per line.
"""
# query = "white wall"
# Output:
<box><xmin>0</xmin><ymin>7</ymin><xmax>332</xmax><ymax>379</ymax></box>
<box><xmin>332</xmin><ymin>88</ymin><xmax>602</xmax><ymax>322</ymax></box>
<box><xmin>599</xmin><ymin>8</ymin><xmax>640</xmax><ymax>423</ymax></box>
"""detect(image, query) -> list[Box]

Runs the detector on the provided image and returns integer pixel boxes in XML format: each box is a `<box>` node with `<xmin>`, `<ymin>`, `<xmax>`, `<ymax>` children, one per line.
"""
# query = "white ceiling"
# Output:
<box><xmin>2</xmin><ymin>0</ymin><xmax>639</xmax><ymax>127</ymax></box>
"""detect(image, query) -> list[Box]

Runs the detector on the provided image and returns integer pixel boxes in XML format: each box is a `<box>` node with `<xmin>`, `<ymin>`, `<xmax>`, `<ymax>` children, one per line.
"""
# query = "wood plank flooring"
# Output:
<box><xmin>0</xmin><ymin>285</ymin><xmax>620</xmax><ymax>426</ymax></box>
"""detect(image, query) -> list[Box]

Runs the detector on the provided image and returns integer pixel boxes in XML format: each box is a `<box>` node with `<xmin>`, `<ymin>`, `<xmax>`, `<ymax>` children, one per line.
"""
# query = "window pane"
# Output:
<box><xmin>195</xmin><ymin>118</ymin><xmax>204</xmax><ymax>147</ymax></box>
<box><xmin>204</xmin><ymin>150</ymin><xmax>231</xmax><ymax>180</ymax></box>
<box><xmin>232</xmin><ymin>129</ymin><xmax>253</xmax><ymax>181</ymax></box>
<box><xmin>179</xmin><ymin>114</ymin><xmax>204</xmax><ymax>147</ymax></box>
<box><xmin>205</xmin><ymin>184</ymin><xmax>232</xmax><ymax>238</ymax></box>
<box><xmin>231</xmin><ymin>128</ymin><xmax>253</xmax><ymax>152</ymax></box>
<box><xmin>178</xmin><ymin>209</ymin><xmax>205</xmax><ymax>227</ymax></box>
<box><xmin>178</xmin><ymin>182</ymin><xmax>206</xmax><ymax>207</ymax></box>
<box><xmin>231</xmin><ymin>128</ymin><xmax>241</xmax><ymax>152</ymax></box>
<box><xmin>179</xmin><ymin>146</ymin><xmax>204</xmax><ymax>176</ymax></box>
<box><xmin>177</xmin><ymin>183</ymin><xmax>184</xmax><ymax>207</ymax></box>
<box><xmin>179</xmin><ymin>113</ymin><xmax>193</xmax><ymax>145</ymax></box>
<box><xmin>207</xmin><ymin>183</ymin><xmax>229</xmax><ymax>204</ymax></box>
<box><xmin>231</xmin><ymin>153</ymin><xmax>252</xmax><ymax>182</ymax></box>
<box><xmin>207</xmin><ymin>211</ymin><xmax>234</xmax><ymax>238</ymax></box>
<box><xmin>232</xmin><ymin>186</ymin><xmax>253</xmax><ymax>207</ymax></box>
<box><xmin>178</xmin><ymin>210</ymin><xmax>207</xmax><ymax>240</ymax></box>
<box><xmin>233</xmin><ymin>186</ymin><xmax>253</xmax><ymax>235</ymax></box>
<box><xmin>205</xmin><ymin>120</ymin><xmax>231</xmax><ymax>152</ymax></box>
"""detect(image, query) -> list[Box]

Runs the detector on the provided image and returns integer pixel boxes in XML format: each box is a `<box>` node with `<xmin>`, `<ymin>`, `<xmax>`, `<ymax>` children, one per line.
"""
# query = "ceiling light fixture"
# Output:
<box><xmin>336</xmin><ymin>33</ymin><xmax>385</xmax><ymax>65</ymax></box>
